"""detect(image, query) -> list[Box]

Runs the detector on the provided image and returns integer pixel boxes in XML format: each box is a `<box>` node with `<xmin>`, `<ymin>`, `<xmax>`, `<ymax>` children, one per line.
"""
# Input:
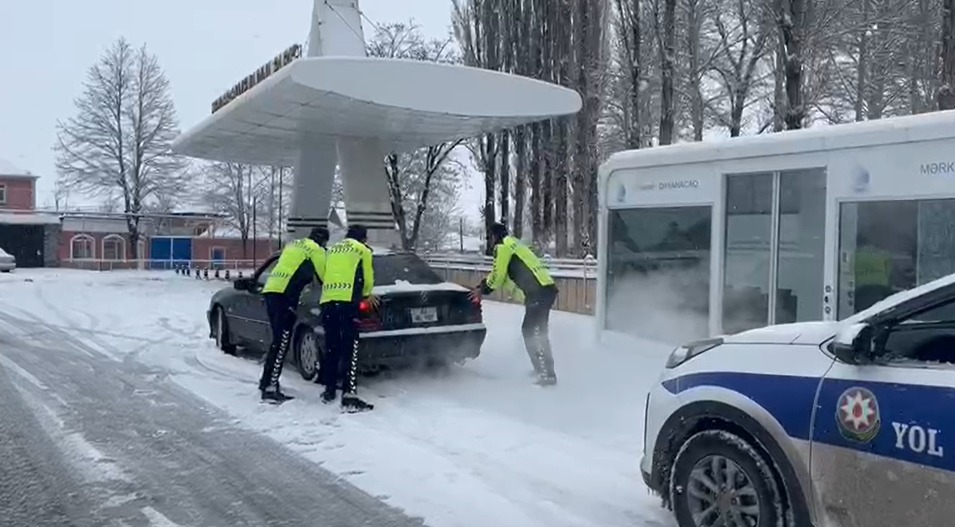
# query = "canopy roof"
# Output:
<box><xmin>172</xmin><ymin>56</ymin><xmax>582</xmax><ymax>165</ymax></box>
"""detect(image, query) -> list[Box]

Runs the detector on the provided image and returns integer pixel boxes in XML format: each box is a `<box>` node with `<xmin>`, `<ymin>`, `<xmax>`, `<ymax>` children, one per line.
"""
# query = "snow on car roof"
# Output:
<box><xmin>0</xmin><ymin>247</ymin><xmax>10</xmax><ymax>257</ymax></box>
<box><xmin>372</xmin><ymin>280</ymin><xmax>468</xmax><ymax>294</ymax></box>
<box><xmin>845</xmin><ymin>271</ymin><xmax>955</xmax><ymax>324</ymax></box>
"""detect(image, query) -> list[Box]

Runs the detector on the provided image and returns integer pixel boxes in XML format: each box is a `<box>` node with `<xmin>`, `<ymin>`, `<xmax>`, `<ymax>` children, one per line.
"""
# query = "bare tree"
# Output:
<box><xmin>52</xmin><ymin>179</ymin><xmax>71</xmax><ymax>212</ymax></box>
<box><xmin>385</xmin><ymin>145</ymin><xmax>465</xmax><ymax>250</ymax></box>
<box><xmin>368</xmin><ymin>21</ymin><xmax>464</xmax><ymax>250</ymax></box>
<box><xmin>653</xmin><ymin>0</ymin><xmax>677</xmax><ymax>143</ymax></box>
<box><xmin>940</xmin><ymin>0</ymin><xmax>955</xmax><ymax>109</ymax></box>
<box><xmin>54</xmin><ymin>38</ymin><xmax>185</xmax><ymax>257</ymax></box>
<box><xmin>614</xmin><ymin>0</ymin><xmax>646</xmax><ymax>148</ymax></box>
<box><xmin>201</xmin><ymin>162</ymin><xmax>269</xmax><ymax>258</ymax></box>
<box><xmin>707</xmin><ymin>0</ymin><xmax>772</xmax><ymax>136</ymax></box>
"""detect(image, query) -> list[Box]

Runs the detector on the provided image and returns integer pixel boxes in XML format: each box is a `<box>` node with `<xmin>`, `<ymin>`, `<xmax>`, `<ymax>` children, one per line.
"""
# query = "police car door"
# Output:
<box><xmin>810</xmin><ymin>284</ymin><xmax>955</xmax><ymax>526</ymax></box>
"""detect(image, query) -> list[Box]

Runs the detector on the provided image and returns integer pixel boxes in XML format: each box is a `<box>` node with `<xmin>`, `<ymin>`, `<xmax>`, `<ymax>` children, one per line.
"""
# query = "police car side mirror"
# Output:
<box><xmin>234</xmin><ymin>278</ymin><xmax>253</xmax><ymax>291</ymax></box>
<box><xmin>830</xmin><ymin>322</ymin><xmax>875</xmax><ymax>364</ymax></box>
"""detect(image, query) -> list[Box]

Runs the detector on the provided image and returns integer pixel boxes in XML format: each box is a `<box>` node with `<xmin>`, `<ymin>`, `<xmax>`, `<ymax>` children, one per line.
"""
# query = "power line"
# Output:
<box><xmin>357</xmin><ymin>8</ymin><xmax>382</xmax><ymax>35</ymax></box>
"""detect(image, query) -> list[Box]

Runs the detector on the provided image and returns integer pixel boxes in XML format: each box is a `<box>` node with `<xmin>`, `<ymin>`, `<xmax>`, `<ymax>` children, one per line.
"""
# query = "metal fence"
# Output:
<box><xmin>58</xmin><ymin>253</ymin><xmax>598</xmax><ymax>275</ymax></box>
<box><xmin>59</xmin><ymin>259</ymin><xmax>264</xmax><ymax>273</ymax></box>
<box><xmin>423</xmin><ymin>252</ymin><xmax>598</xmax><ymax>279</ymax></box>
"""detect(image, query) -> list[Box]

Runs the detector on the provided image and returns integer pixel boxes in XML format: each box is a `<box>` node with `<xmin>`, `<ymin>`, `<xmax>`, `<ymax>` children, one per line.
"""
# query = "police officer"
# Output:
<box><xmin>319</xmin><ymin>225</ymin><xmax>378</xmax><ymax>412</ymax></box>
<box><xmin>470</xmin><ymin>222</ymin><xmax>558</xmax><ymax>385</ymax></box>
<box><xmin>258</xmin><ymin>226</ymin><xmax>329</xmax><ymax>404</ymax></box>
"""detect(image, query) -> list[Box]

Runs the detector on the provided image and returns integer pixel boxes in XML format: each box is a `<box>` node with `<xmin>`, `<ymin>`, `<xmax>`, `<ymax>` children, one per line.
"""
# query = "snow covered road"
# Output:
<box><xmin>0</xmin><ymin>269</ymin><xmax>676</xmax><ymax>527</ymax></box>
<box><xmin>0</xmin><ymin>292</ymin><xmax>424</xmax><ymax>526</ymax></box>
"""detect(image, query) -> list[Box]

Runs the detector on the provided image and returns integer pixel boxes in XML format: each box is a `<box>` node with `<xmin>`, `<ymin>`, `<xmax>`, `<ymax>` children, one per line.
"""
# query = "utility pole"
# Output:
<box><xmin>253</xmin><ymin>196</ymin><xmax>258</xmax><ymax>269</ymax></box>
<box><xmin>278</xmin><ymin>167</ymin><xmax>284</xmax><ymax>247</ymax></box>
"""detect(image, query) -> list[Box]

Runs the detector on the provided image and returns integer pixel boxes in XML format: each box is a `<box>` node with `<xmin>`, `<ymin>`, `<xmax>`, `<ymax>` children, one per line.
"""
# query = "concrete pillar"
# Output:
<box><xmin>310</xmin><ymin>0</ymin><xmax>367</xmax><ymax>57</ymax></box>
<box><xmin>287</xmin><ymin>141</ymin><xmax>337</xmax><ymax>239</ymax></box>
<box><xmin>300</xmin><ymin>0</ymin><xmax>400</xmax><ymax>248</ymax></box>
<box><xmin>337</xmin><ymin>138</ymin><xmax>400</xmax><ymax>248</ymax></box>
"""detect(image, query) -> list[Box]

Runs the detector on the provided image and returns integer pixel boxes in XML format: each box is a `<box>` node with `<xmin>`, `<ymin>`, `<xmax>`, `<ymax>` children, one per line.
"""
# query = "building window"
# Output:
<box><xmin>606</xmin><ymin>206</ymin><xmax>712</xmax><ymax>341</ymax></box>
<box><xmin>0</xmin><ymin>184</ymin><xmax>6</xmax><ymax>204</ymax></box>
<box><xmin>70</xmin><ymin>234</ymin><xmax>95</xmax><ymax>260</ymax></box>
<box><xmin>102</xmin><ymin>235</ymin><xmax>126</xmax><ymax>261</ymax></box>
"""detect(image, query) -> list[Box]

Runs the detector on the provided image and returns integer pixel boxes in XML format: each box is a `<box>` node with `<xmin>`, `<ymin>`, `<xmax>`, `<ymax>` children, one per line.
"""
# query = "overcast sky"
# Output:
<box><xmin>0</xmin><ymin>0</ymin><xmax>480</xmax><ymax>215</ymax></box>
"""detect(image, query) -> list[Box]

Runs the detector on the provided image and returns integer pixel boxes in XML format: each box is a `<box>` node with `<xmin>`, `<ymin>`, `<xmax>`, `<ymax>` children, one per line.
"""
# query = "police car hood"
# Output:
<box><xmin>721</xmin><ymin>321</ymin><xmax>840</xmax><ymax>345</ymax></box>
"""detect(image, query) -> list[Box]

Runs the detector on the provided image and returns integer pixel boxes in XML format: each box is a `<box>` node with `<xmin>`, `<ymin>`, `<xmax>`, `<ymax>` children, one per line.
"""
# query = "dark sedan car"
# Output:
<box><xmin>207</xmin><ymin>249</ymin><xmax>486</xmax><ymax>380</ymax></box>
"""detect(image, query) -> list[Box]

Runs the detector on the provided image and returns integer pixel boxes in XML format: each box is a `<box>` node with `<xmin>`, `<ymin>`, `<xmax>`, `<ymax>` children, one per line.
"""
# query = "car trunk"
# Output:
<box><xmin>361</xmin><ymin>290</ymin><xmax>481</xmax><ymax>331</ymax></box>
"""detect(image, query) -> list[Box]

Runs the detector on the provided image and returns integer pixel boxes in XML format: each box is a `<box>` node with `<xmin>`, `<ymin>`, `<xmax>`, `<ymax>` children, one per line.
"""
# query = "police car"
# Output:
<box><xmin>641</xmin><ymin>273</ymin><xmax>955</xmax><ymax>527</ymax></box>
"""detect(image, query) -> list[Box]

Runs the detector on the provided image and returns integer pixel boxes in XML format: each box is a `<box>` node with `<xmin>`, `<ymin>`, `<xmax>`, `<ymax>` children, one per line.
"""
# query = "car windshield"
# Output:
<box><xmin>373</xmin><ymin>253</ymin><xmax>442</xmax><ymax>285</ymax></box>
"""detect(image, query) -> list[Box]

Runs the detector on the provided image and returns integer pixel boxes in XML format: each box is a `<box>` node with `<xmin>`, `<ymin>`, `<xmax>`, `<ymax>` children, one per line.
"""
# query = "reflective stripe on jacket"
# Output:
<box><xmin>482</xmin><ymin>236</ymin><xmax>554</xmax><ymax>298</ymax></box>
<box><xmin>320</xmin><ymin>238</ymin><xmax>374</xmax><ymax>304</ymax></box>
<box><xmin>262</xmin><ymin>238</ymin><xmax>326</xmax><ymax>300</ymax></box>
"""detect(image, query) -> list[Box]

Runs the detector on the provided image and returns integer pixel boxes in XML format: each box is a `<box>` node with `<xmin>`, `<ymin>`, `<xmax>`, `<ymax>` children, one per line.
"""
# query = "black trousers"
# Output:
<box><xmin>522</xmin><ymin>285</ymin><xmax>558</xmax><ymax>376</ymax></box>
<box><xmin>320</xmin><ymin>301</ymin><xmax>360</xmax><ymax>396</ymax></box>
<box><xmin>259</xmin><ymin>293</ymin><xmax>296</xmax><ymax>392</ymax></box>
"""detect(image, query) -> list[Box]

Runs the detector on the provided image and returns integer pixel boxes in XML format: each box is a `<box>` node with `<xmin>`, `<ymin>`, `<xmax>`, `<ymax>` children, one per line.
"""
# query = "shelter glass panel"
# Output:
<box><xmin>723</xmin><ymin>173</ymin><xmax>773</xmax><ymax>334</ymax></box>
<box><xmin>838</xmin><ymin>199</ymin><xmax>955</xmax><ymax>318</ymax></box>
<box><xmin>775</xmin><ymin>169</ymin><xmax>827</xmax><ymax>324</ymax></box>
<box><xmin>606</xmin><ymin>206</ymin><xmax>711</xmax><ymax>342</ymax></box>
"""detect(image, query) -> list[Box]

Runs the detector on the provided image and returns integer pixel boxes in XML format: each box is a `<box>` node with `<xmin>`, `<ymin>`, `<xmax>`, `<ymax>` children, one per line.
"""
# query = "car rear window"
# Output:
<box><xmin>373</xmin><ymin>253</ymin><xmax>442</xmax><ymax>285</ymax></box>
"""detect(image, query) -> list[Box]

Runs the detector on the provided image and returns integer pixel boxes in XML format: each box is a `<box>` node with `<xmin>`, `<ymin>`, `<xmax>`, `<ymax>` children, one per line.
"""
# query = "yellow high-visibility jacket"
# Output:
<box><xmin>262</xmin><ymin>238</ymin><xmax>326</xmax><ymax>299</ymax></box>
<box><xmin>320</xmin><ymin>238</ymin><xmax>374</xmax><ymax>304</ymax></box>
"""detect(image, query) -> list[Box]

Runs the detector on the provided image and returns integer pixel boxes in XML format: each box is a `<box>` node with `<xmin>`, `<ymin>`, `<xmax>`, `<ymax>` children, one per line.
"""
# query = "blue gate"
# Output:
<box><xmin>150</xmin><ymin>237</ymin><xmax>193</xmax><ymax>269</ymax></box>
<box><xmin>172</xmin><ymin>238</ymin><xmax>192</xmax><ymax>262</ymax></box>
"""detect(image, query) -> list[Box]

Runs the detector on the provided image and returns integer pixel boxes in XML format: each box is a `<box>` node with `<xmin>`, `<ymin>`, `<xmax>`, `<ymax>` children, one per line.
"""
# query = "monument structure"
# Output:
<box><xmin>172</xmin><ymin>0</ymin><xmax>582</xmax><ymax>245</ymax></box>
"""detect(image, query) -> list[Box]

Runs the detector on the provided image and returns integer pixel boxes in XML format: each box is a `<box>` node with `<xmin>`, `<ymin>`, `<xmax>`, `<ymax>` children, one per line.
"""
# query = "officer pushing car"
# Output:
<box><xmin>319</xmin><ymin>225</ymin><xmax>378</xmax><ymax>412</ymax></box>
<box><xmin>258</xmin><ymin>227</ymin><xmax>329</xmax><ymax>404</ymax></box>
<box><xmin>470</xmin><ymin>222</ymin><xmax>558</xmax><ymax>386</ymax></box>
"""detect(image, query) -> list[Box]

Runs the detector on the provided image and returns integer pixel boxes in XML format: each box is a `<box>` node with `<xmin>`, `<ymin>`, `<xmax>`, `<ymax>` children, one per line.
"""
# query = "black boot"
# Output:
<box><xmin>261</xmin><ymin>389</ymin><xmax>295</xmax><ymax>404</ymax></box>
<box><xmin>321</xmin><ymin>389</ymin><xmax>336</xmax><ymax>404</ymax></box>
<box><xmin>341</xmin><ymin>395</ymin><xmax>374</xmax><ymax>413</ymax></box>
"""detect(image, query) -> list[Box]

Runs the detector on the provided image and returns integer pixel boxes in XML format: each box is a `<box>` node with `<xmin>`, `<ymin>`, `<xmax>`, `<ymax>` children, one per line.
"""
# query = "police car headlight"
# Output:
<box><xmin>665</xmin><ymin>337</ymin><xmax>723</xmax><ymax>369</ymax></box>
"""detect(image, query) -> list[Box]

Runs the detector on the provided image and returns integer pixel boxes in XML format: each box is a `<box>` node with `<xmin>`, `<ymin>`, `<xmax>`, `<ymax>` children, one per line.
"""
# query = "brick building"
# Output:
<box><xmin>0</xmin><ymin>160</ymin><xmax>276</xmax><ymax>269</ymax></box>
<box><xmin>58</xmin><ymin>213</ymin><xmax>276</xmax><ymax>270</ymax></box>
<box><xmin>0</xmin><ymin>161</ymin><xmax>60</xmax><ymax>267</ymax></box>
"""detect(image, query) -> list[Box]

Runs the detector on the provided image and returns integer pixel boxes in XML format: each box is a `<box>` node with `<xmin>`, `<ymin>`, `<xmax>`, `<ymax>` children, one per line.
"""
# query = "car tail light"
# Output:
<box><xmin>356</xmin><ymin>300</ymin><xmax>382</xmax><ymax>331</ymax></box>
<box><xmin>470</xmin><ymin>295</ymin><xmax>483</xmax><ymax>323</ymax></box>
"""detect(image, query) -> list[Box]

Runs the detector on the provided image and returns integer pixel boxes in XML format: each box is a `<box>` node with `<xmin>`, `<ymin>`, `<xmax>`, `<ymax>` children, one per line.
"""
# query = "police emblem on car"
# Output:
<box><xmin>836</xmin><ymin>386</ymin><xmax>881</xmax><ymax>443</ymax></box>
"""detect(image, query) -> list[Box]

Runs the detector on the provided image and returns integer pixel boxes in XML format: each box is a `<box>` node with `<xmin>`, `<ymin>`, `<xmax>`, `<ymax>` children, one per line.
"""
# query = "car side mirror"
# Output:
<box><xmin>830</xmin><ymin>322</ymin><xmax>876</xmax><ymax>364</ymax></box>
<box><xmin>234</xmin><ymin>278</ymin><xmax>253</xmax><ymax>291</ymax></box>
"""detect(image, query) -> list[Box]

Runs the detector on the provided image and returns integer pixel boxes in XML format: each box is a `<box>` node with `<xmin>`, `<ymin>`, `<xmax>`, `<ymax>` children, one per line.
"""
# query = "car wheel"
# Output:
<box><xmin>213</xmin><ymin>307</ymin><xmax>237</xmax><ymax>356</ymax></box>
<box><xmin>295</xmin><ymin>328</ymin><xmax>322</xmax><ymax>381</ymax></box>
<box><xmin>670</xmin><ymin>430</ymin><xmax>783</xmax><ymax>527</ymax></box>
<box><xmin>0</xmin><ymin>269</ymin><xmax>10</xmax><ymax>273</ymax></box>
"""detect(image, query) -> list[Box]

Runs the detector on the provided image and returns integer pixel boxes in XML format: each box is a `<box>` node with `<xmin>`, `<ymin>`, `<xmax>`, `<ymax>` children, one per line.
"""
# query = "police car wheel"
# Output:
<box><xmin>670</xmin><ymin>430</ymin><xmax>782</xmax><ymax>527</ymax></box>
<box><xmin>295</xmin><ymin>328</ymin><xmax>322</xmax><ymax>381</ymax></box>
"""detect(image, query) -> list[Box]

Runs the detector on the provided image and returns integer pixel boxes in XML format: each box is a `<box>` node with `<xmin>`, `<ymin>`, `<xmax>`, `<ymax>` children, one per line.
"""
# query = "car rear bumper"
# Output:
<box><xmin>0</xmin><ymin>261</ymin><xmax>15</xmax><ymax>271</ymax></box>
<box><xmin>355</xmin><ymin>323</ymin><xmax>487</xmax><ymax>366</ymax></box>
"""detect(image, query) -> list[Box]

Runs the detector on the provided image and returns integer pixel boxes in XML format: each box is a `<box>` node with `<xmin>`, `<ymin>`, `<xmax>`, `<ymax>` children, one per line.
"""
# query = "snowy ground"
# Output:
<box><xmin>0</xmin><ymin>269</ymin><xmax>675</xmax><ymax>527</ymax></box>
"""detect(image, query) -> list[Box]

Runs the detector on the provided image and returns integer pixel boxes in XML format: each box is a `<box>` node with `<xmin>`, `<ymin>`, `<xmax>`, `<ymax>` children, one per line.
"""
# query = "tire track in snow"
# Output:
<box><xmin>0</xmin><ymin>308</ymin><xmax>427</xmax><ymax>527</ymax></box>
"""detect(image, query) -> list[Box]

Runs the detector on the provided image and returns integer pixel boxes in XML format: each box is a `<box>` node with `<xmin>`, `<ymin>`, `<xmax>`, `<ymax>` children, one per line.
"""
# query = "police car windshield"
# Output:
<box><xmin>373</xmin><ymin>254</ymin><xmax>443</xmax><ymax>285</ymax></box>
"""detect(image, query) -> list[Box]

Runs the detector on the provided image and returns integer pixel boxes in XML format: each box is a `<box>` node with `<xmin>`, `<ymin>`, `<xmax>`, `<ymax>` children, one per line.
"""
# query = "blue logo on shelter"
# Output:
<box><xmin>853</xmin><ymin>166</ymin><xmax>870</xmax><ymax>193</ymax></box>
